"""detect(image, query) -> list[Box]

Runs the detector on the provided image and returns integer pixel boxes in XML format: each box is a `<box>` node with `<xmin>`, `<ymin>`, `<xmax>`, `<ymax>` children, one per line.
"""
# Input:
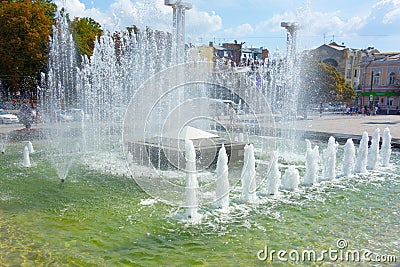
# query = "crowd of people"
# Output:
<box><xmin>343</xmin><ymin>104</ymin><xmax>399</xmax><ymax>116</ymax></box>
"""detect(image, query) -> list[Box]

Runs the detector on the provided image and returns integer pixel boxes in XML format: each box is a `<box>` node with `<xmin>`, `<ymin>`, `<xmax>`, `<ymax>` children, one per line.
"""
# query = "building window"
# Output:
<box><xmin>373</xmin><ymin>73</ymin><xmax>380</xmax><ymax>86</ymax></box>
<box><xmin>346</xmin><ymin>69</ymin><xmax>351</xmax><ymax>79</ymax></box>
<box><xmin>389</xmin><ymin>72</ymin><xmax>396</xmax><ymax>85</ymax></box>
<box><xmin>387</xmin><ymin>97</ymin><xmax>394</xmax><ymax>106</ymax></box>
<box><xmin>354</xmin><ymin>69</ymin><xmax>358</xmax><ymax>78</ymax></box>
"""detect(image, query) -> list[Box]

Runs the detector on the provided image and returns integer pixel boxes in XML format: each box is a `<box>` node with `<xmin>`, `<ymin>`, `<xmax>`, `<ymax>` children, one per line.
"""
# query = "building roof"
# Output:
<box><xmin>326</xmin><ymin>42</ymin><xmax>347</xmax><ymax>51</ymax></box>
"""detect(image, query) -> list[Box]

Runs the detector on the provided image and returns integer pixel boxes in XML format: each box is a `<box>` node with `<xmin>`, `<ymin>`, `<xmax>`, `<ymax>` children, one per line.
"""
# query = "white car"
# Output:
<box><xmin>0</xmin><ymin>109</ymin><xmax>19</xmax><ymax>124</ymax></box>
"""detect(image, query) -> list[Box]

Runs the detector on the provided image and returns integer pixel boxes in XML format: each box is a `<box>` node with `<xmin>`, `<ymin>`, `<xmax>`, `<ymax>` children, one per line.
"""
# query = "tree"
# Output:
<box><xmin>0</xmin><ymin>0</ymin><xmax>56</xmax><ymax>97</ymax></box>
<box><xmin>70</xmin><ymin>17</ymin><xmax>102</xmax><ymax>58</ymax></box>
<box><xmin>300</xmin><ymin>58</ymin><xmax>356</xmax><ymax>106</ymax></box>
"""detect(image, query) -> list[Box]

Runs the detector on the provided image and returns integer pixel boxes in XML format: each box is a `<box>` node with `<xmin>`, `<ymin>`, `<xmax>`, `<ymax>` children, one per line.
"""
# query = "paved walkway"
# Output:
<box><xmin>275</xmin><ymin>114</ymin><xmax>400</xmax><ymax>147</ymax></box>
<box><xmin>2</xmin><ymin>114</ymin><xmax>400</xmax><ymax>146</ymax></box>
<box><xmin>291</xmin><ymin>114</ymin><xmax>400</xmax><ymax>139</ymax></box>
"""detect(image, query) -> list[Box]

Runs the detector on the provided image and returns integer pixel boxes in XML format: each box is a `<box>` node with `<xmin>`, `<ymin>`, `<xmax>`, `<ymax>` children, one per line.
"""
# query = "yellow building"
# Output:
<box><xmin>310</xmin><ymin>42</ymin><xmax>367</xmax><ymax>89</ymax></box>
<box><xmin>188</xmin><ymin>45</ymin><xmax>215</xmax><ymax>62</ymax></box>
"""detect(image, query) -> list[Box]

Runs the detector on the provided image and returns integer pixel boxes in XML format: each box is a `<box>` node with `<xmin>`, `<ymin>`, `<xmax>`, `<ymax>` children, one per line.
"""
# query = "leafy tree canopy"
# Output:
<box><xmin>70</xmin><ymin>17</ymin><xmax>102</xmax><ymax>57</ymax></box>
<box><xmin>0</xmin><ymin>0</ymin><xmax>56</xmax><ymax>93</ymax></box>
<box><xmin>300</xmin><ymin>57</ymin><xmax>356</xmax><ymax>106</ymax></box>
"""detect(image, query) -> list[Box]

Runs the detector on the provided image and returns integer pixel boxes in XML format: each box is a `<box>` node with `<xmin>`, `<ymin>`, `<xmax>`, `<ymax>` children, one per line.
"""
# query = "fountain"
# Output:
<box><xmin>381</xmin><ymin>127</ymin><xmax>392</xmax><ymax>167</ymax></box>
<box><xmin>184</xmin><ymin>139</ymin><xmax>200</xmax><ymax>221</ymax></box>
<box><xmin>265</xmin><ymin>151</ymin><xmax>281</xmax><ymax>195</ymax></box>
<box><xmin>367</xmin><ymin>128</ymin><xmax>380</xmax><ymax>170</ymax></box>
<box><xmin>321</xmin><ymin>136</ymin><xmax>338</xmax><ymax>181</ymax></box>
<box><xmin>303</xmin><ymin>139</ymin><xmax>319</xmax><ymax>185</ymax></box>
<box><xmin>0</xmin><ymin>134</ymin><xmax>7</xmax><ymax>154</ymax></box>
<box><xmin>342</xmin><ymin>138</ymin><xmax>356</xmax><ymax>177</ymax></box>
<box><xmin>23</xmin><ymin>145</ymin><xmax>31</xmax><ymax>167</ymax></box>
<box><xmin>355</xmin><ymin>131</ymin><xmax>369</xmax><ymax>174</ymax></box>
<box><xmin>280</xmin><ymin>165</ymin><xmax>300</xmax><ymax>191</ymax></box>
<box><xmin>241</xmin><ymin>144</ymin><xmax>257</xmax><ymax>203</ymax></box>
<box><xmin>215</xmin><ymin>144</ymin><xmax>230</xmax><ymax>209</ymax></box>
<box><xmin>1</xmin><ymin>3</ymin><xmax>399</xmax><ymax>265</ymax></box>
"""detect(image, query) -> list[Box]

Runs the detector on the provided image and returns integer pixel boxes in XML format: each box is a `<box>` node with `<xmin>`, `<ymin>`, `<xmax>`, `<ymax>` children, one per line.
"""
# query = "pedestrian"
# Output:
<box><xmin>20</xmin><ymin>101</ymin><xmax>33</xmax><ymax>129</ymax></box>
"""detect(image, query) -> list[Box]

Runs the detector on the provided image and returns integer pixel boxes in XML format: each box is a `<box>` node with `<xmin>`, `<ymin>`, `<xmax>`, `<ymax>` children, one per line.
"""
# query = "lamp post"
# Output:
<box><xmin>281</xmin><ymin>22</ymin><xmax>298</xmax><ymax>59</ymax></box>
<box><xmin>165</xmin><ymin>0</ymin><xmax>192</xmax><ymax>64</ymax></box>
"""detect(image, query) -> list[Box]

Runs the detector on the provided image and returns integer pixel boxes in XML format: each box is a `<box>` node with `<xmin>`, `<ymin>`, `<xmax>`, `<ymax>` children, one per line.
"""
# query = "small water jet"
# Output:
<box><xmin>215</xmin><ymin>144</ymin><xmax>229</xmax><ymax>209</ymax></box>
<box><xmin>238</xmin><ymin>133</ymin><xmax>244</xmax><ymax>143</ymax></box>
<box><xmin>241</xmin><ymin>144</ymin><xmax>257</xmax><ymax>203</ymax></box>
<box><xmin>367</xmin><ymin>128</ymin><xmax>380</xmax><ymax>170</ymax></box>
<box><xmin>342</xmin><ymin>138</ymin><xmax>356</xmax><ymax>177</ymax></box>
<box><xmin>0</xmin><ymin>134</ymin><xmax>7</xmax><ymax>154</ymax></box>
<box><xmin>355</xmin><ymin>131</ymin><xmax>369</xmax><ymax>174</ymax></box>
<box><xmin>381</xmin><ymin>127</ymin><xmax>392</xmax><ymax>167</ymax></box>
<box><xmin>23</xmin><ymin>146</ymin><xmax>31</xmax><ymax>167</ymax></box>
<box><xmin>26</xmin><ymin>141</ymin><xmax>34</xmax><ymax>154</ymax></box>
<box><xmin>321</xmin><ymin>136</ymin><xmax>338</xmax><ymax>181</ymax></box>
<box><xmin>280</xmin><ymin>165</ymin><xmax>300</xmax><ymax>191</ymax></box>
<box><xmin>303</xmin><ymin>139</ymin><xmax>319</xmax><ymax>185</ymax></box>
<box><xmin>265</xmin><ymin>151</ymin><xmax>281</xmax><ymax>195</ymax></box>
<box><xmin>184</xmin><ymin>139</ymin><xmax>200</xmax><ymax>221</ymax></box>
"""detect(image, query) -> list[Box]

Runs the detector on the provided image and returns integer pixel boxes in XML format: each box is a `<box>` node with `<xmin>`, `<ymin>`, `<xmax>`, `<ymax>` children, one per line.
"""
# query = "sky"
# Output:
<box><xmin>56</xmin><ymin>0</ymin><xmax>400</xmax><ymax>53</ymax></box>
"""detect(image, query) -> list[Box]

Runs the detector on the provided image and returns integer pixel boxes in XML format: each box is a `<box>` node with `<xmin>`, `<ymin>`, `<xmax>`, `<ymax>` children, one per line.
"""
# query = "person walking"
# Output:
<box><xmin>20</xmin><ymin>101</ymin><xmax>33</xmax><ymax>129</ymax></box>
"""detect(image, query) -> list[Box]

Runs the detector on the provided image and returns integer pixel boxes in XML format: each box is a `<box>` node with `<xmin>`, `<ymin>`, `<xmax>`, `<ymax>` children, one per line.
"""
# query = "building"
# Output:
<box><xmin>222</xmin><ymin>42</ymin><xmax>243</xmax><ymax>66</ymax></box>
<box><xmin>310</xmin><ymin>42</ymin><xmax>366</xmax><ymax>89</ymax></box>
<box><xmin>188</xmin><ymin>44</ymin><xmax>215</xmax><ymax>62</ymax></box>
<box><xmin>240</xmin><ymin>47</ymin><xmax>269</xmax><ymax>67</ymax></box>
<box><xmin>358</xmin><ymin>52</ymin><xmax>400</xmax><ymax>114</ymax></box>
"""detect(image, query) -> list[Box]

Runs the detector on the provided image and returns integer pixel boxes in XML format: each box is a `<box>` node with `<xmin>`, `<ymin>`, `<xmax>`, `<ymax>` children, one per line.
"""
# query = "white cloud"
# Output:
<box><xmin>371</xmin><ymin>0</ymin><xmax>400</xmax><ymax>24</ymax></box>
<box><xmin>186</xmin><ymin>9</ymin><xmax>223</xmax><ymax>36</ymax></box>
<box><xmin>383</xmin><ymin>7</ymin><xmax>400</xmax><ymax>23</ymax></box>
<box><xmin>223</xmin><ymin>23</ymin><xmax>254</xmax><ymax>37</ymax></box>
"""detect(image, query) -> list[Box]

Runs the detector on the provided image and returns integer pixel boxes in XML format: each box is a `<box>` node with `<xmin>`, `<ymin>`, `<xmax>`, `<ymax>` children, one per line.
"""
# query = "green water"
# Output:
<box><xmin>0</xmin><ymin>142</ymin><xmax>399</xmax><ymax>266</ymax></box>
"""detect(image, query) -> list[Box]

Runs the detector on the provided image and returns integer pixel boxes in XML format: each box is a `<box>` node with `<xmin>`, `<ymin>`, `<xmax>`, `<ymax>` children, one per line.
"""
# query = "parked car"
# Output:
<box><xmin>0</xmin><ymin>109</ymin><xmax>19</xmax><ymax>124</ymax></box>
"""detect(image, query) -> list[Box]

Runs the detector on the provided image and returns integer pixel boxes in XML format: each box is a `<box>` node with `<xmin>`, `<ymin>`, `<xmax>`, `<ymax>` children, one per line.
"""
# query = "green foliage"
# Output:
<box><xmin>0</xmin><ymin>0</ymin><xmax>55</xmax><ymax>94</ymax></box>
<box><xmin>300</xmin><ymin>57</ymin><xmax>356</xmax><ymax>105</ymax></box>
<box><xmin>70</xmin><ymin>17</ymin><xmax>102</xmax><ymax>57</ymax></box>
<box><xmin>0</xmin><ymin>0</ymin><xmax>101</xmax><ymax>97</ymax></box>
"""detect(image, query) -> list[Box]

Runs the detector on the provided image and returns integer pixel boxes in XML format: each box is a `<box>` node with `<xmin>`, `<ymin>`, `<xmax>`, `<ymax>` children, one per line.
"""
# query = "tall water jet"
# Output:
<box><xmin>215</xmin><ymin>144</ymin><xmax>229</xmax><ymax>209</ymax></box>
<box><xmin>381</xmin><ymin>127</ymin><xmax>392</xmax><ymax>167</ymax></box>
<box><xmin>355</xmin><ymin>131</ymin><xmax>369</xmax><ymax>174</ymax></box>
<box><xmin>41</xmin><ymin>12</ymin><xmax>82</xmax><ymax>182</ymax></box>
<box><xmin>367</xmin><ymin>128</ymin><xmax>380</xmax><ymax>170</ymax></box>
<box><xmin>280</xmin><ymin>165</ymin><xmax>300</xmax><ymax>191</ymax></box>
<box><xmin>265</xmin><ymin>151</ymin><xmax>281</xmax><ymax>195</ymax></box>
<box><xmin>241</xmin><ymin>144</ymin><xmax>257</xmax><ymax>202</ymax></box>
<box><xmin>184</xmin><ymin>139</ymin><xmax>200</xmax><ymax>220</ymax></box>
<box><xmin>321</xmin><ymin>136</ymin><xmax>338</xmax><ymax>181</ymax></box>
<box><xmin>303</xmin><ymin>140</ymin><xmax>319</xmax><ymax>185</ymax></box>
<box><xmin>342</xmin><ymin>138</ymin><xmax>356</xmax><ymax>177</ymax></box>
<box><xmin>23</xmin><ymin>146</ymin><xmax>31</xmax><ymax>167</ymax></box>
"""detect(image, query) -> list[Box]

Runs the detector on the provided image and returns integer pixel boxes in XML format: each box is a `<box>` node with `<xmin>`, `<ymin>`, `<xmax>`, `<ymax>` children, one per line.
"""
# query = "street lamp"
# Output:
<box><xmin>165</xmin><ymin>0</ymin><xmax>192</xmax><ymax>63</ymax></box>
<box><xmin>281</xmin><ymin>22</ymin><xmax>298</xmax><ymax>58</ymax></box>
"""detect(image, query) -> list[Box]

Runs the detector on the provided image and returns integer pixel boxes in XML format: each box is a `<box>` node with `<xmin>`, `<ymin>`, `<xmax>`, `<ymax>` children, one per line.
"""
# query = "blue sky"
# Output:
<box><xmin>57</xmin><ymin>0</ymin><xmax>400</xmax><ymax>52</ymax></box>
